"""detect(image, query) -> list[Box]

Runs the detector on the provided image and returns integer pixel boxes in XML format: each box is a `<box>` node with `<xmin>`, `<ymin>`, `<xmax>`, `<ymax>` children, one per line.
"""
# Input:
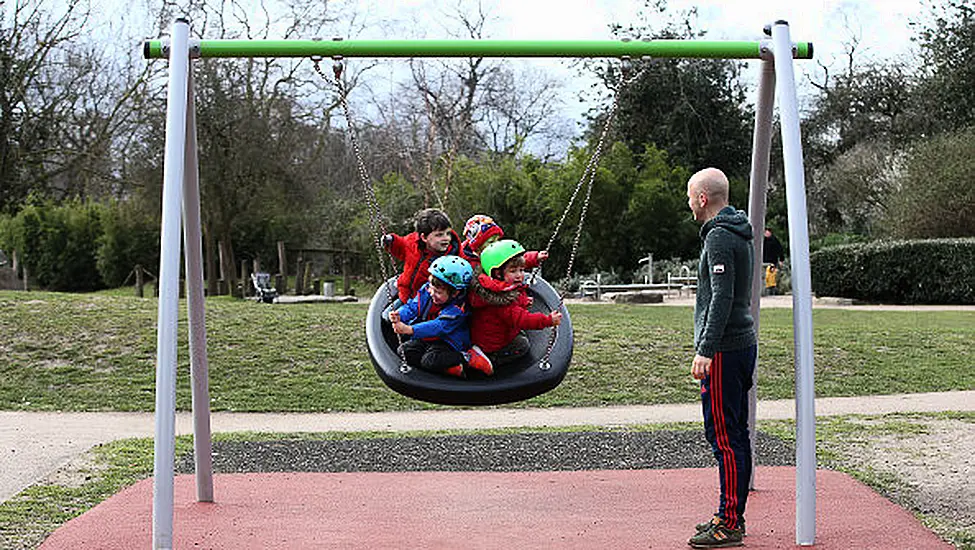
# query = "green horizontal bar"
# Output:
<box><xmin>143</xmin><ymin>39</ymin><xmax>813</xmax><ymax>60</ymax></box>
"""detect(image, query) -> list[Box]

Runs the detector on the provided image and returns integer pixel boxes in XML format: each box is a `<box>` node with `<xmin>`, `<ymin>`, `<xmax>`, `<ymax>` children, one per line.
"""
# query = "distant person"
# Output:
<box><xmin>389</xmin><ymin>255</ymin><xmax>491</xmax><ymax>378</ymax></box>
<box><xmin>684</xmin><ymin>167</ymin><xmax>757</xmax><ymax>548</ymax></box>
<box><xmin>763</xmin><ymin>228</ymin><xmax>785</xmax><ymax>295</ymax></box>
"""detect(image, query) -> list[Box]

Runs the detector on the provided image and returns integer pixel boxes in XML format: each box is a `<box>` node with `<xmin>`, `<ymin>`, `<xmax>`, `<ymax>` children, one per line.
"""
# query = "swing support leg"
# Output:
<box><xmin>771</xmin><ymin>21</ymin><xmax>817</xmax><ymax>546</ymax></box>
<box><xmin>746</xmin><ymin>56</ymin><xmax>775</xmax><ymax>492</ymax></box>
<box><xmin>153</xmin><ymin>17</ymin><xmax>215</xmax><ymax>550</ymax></box>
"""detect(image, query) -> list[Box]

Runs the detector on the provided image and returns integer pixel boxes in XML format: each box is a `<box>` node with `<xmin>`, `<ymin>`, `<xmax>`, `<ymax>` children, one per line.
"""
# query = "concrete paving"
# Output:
<box><xmin>3</xmin><ymin>390</ymin><xmax>973</xmax><ymax>503</ymax></box>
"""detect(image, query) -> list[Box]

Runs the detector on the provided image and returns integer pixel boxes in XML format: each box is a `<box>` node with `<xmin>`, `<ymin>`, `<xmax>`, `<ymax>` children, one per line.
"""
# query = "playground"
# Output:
<box><xmin>5</xmin><ymin>393</ymin><xmax>971</xmax><ymax>548</ymax></box>
<box><xmin>2</xmin><ymin>267</ymin><xmax>974</xmax><ymax>548</ymax></box>
<box><xmin>1</xmin><ymin>14</ymin><xmax>973</xmax><ymax>549</ymax></box>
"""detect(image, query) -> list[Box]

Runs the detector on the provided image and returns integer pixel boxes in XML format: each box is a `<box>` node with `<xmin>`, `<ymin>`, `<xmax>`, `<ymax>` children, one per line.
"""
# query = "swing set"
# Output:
<box><xmin>145</xmin><ymin>19</ymin><xmax>818</xmax><ymax>549</ymax></box>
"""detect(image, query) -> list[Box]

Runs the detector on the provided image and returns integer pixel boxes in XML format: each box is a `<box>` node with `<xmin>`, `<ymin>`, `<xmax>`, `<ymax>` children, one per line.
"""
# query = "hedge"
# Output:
<box><xmin>0</xmin><ymin>200</ymin><xmax>160</xmax><ymax>292</ymax></box>
<box><xmin>810</xmin><ymin>238</ymin><xmax>975</xmax><ymax>304</ymax></box>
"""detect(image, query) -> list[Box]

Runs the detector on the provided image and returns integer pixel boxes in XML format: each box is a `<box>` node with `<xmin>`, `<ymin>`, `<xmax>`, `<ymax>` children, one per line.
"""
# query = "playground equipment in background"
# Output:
<box><xmin>579</xmin><ymin>265</ymin><xmax>697</xmax><ymax>300</ymax></box>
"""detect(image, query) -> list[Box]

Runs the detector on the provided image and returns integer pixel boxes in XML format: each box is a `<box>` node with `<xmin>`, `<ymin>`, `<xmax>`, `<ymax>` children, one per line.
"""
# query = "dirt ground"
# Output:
<box><xmin>827</xmin><ymin>416</ymin><xmax>975</xmax><ymax>547</ymax></box>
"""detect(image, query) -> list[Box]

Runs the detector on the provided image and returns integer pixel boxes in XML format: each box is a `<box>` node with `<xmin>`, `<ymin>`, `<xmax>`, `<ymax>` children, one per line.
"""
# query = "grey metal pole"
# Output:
<box><xmin>182</xmin><ymin>71</ymin><xmax>214</xmax><ymax>503</ymax></box>
<box><xmin>771</xmin><ymin>21</ymin><xmax>817</xmax><ymax>546</ymax></box>
<box><xmin>153</xmin><ymin>17</ymin><xmax>191</xmax><ymax>550</ymax></box>
<box><xmin>746</xmin><ymin>56</ymin><xmax>776</xmax><ymax>490</ymax></box>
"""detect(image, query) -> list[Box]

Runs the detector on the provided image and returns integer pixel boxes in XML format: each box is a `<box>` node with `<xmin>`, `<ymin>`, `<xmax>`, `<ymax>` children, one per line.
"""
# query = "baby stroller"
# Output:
<box><xmin>251</xmin><ymin>272</ymin><xmax>278</xmax><ymax>303</ymax></box>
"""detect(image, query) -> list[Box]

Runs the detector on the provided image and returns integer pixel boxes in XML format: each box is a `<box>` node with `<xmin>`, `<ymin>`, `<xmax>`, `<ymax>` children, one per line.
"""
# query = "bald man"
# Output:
<box><xmin>685</xmin><ymin>168</ymin><xmax>757</xmax><ymax>549</ymax></box>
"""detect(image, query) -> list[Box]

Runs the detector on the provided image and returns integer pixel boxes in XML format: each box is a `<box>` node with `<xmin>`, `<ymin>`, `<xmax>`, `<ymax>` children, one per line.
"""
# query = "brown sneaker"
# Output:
<box><xmin>696</xmin><ymin>515</ymin><xmax>745</xmax><ymax>537</ymax></box>
<box><xmin>688</xmin><ymin>518</ymin><xmax>743</xmax><ymax>548</ymax></box>
<box><xmin>466</xmin><ymin>345</ymin><xmax>494</xmax><ymax>376</ymax></box>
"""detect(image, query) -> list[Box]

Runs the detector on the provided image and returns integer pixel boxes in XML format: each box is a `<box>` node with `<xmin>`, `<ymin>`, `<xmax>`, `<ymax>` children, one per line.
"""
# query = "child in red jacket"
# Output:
<box><xmin>459</xmin><ymin>214</ymin><xmax>548</xmax><ymax>269</ymax></box>
<box><xmin>468</xmin><ymin>239</ymin><xmax>562</xmax><ymax>367</ymax></box>
<box><xmin>383</xmin><ymin>208</ymin><xmax>461</xmax><ymax>305</ymax></box>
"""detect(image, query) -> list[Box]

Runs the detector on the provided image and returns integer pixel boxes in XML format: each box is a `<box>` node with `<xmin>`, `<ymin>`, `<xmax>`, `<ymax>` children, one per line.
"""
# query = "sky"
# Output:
<box><xmin>71</xmin><ymin>0</ymin><xmax>929</xmax><ymax>151</ymax></box>
<box><xmin>494</xmin><ymin>0</ymin><xmax>926</xmax><ymax>77</ymax></box>
<box><xmin>74</xmin><ymin>0</ymin><xmax>930</xmax><ymax>85</ymax></box>
<box><xmin>345</xmin><ymin>0</ymin><xmax>928</xmax><ymax>149</ymax></box>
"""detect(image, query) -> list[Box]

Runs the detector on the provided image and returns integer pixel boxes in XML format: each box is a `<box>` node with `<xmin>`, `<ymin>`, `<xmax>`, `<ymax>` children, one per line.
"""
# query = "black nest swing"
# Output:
<box><xmin>365</xmin><ymin>276</ymin><xmax>573</xmax><ymax>406</ymax></box>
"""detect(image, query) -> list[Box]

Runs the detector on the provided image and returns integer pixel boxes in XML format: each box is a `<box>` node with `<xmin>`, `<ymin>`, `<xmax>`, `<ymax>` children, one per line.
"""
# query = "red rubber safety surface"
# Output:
<box><xmin>40</xmin><ymin>467</ymin><xmax>950</xmax><ymax>549</ymax></box>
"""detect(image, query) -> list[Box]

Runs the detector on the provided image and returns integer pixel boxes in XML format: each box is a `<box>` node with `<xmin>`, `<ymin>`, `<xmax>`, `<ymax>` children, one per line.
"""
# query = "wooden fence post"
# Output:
<box><xmin>295</xmin><ymin>256</ymin><xmax>305</xmax><ymax>296</ymax></box>
<box><xmin>302</xmin><ymin>262</ymin><xmax>313</xmax><ymax>295</ymax></box>
<box><xmin>277</xmin><ymin>241</ymin><xmax>288</xmax><ymax>294</ymax></box>
<box><xmin>217</xmin><ymin>240</ymin><xmax>228</xmax><ymax>296</ymax></box>
<box><xmin>241</xmin><ymin>260</ymin><xmax>251</xmax><ymax>297</ymax></box>
<box><xmin>135</xmin><ymin>264</ymin><xmax>145</xmax><ymax>297</ymax></box>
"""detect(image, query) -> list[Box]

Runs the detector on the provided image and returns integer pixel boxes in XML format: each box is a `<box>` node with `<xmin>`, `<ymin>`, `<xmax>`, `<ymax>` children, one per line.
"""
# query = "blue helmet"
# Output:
<box><xmin>429</xmin><ymin>255</ymin><xmax>473</xmax><ymax>290</ymax></box>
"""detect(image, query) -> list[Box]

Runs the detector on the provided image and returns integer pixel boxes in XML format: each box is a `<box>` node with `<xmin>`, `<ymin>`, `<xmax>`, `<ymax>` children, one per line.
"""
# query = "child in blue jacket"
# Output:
<box><xmin>389</xmin><ymin>255</ymin><xmax>491</xmax><ymax>377</ymax></box>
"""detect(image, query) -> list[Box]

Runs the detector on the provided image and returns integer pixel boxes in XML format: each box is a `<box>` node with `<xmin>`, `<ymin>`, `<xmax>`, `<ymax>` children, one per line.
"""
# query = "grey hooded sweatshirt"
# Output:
<box><xmin>694</xmin><ymin>205</ymin><xmax>757</xmax><ymax>358</ymax></box>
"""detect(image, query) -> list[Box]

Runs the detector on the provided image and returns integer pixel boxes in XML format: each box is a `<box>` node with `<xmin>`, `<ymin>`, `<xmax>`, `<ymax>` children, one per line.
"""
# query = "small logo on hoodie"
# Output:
<box><xmin>713</xmin><ymin>264</ymin><xmax>725</xmax><ymax>274</ymax></box>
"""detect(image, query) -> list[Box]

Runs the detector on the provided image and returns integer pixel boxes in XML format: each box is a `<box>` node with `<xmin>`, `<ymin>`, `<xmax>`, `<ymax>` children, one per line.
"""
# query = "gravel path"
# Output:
<box><xmin>175</xmin><ymin>430</ymin><xmax>795</xmax><ymax>473</ymax></box>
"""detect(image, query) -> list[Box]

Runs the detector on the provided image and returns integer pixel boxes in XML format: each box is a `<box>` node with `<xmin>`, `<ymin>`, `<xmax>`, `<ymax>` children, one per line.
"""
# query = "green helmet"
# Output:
<box><xmin>480</xmin><ymin>239</ymin><xmax>526</xmax><ymax>276</ymax></box>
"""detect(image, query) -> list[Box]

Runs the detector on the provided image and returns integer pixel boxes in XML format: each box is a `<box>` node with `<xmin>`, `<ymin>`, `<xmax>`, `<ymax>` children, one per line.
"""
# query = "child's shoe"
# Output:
<box><xmin>465</xmin><ymin>345</ymin><xmax>493</xmax><ymax>376</ymax></box>
<box><xmin>688</xmin><ymin>517</ymin><xmax>743</xmax><ymax>548</ymax></box>
<box><xmin>444</xmin><ymin>364</ymin><xmax>465</xmax><ymax>378</ymax></box>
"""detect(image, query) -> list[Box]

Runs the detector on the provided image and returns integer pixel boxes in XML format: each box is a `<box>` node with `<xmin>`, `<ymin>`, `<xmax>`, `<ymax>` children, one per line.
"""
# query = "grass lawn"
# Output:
<box><xmin>0</xmin><ymin>290</ymin><xmax>973</xmax><ymax>412</ymax></box>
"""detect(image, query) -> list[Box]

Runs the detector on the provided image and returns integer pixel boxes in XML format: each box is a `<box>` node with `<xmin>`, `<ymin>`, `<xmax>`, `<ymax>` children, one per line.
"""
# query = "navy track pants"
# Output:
<box><xmin>701</xmin><ymin>345</ymin><xmax>756</xmax><ymax>529</ymax></box>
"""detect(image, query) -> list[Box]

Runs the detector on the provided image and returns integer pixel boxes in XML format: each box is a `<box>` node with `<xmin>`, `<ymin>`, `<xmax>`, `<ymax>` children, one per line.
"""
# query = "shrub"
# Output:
<box><xmin>97</xmin><ymin>201</ymin><xmax>160</xmax><ymax>288</ymax></box>
<box><xmin>809</xmin><ymin>232</ymin><xmax>872</xmax><ymax>253</ymax></box>
<box><xmin>811</xmin><ymin>239</ymin><xmax>975</xmax><ymax>304</ymax></box>
<box><xmin>14</xmin><ymin>200</ymin><xmax>106</xmax><ymax>291</ymax></box>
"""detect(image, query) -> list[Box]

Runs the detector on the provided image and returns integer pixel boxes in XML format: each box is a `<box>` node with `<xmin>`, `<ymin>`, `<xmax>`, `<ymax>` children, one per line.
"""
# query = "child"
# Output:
<box><xmin>468</xmin><ymin>239</ymin><xmax>563</xmax><ymax>367</ymax></box>
<box><xmin>764</xmin><ymin>264</ymin><xmax>778</xmax><ymax>296</ymax></box>
<box><xmin>384</xmin><ymin>208</ymin><xmax>462</xmax><ymax>304</ymax></box>
<box><xmin>460</xmin><ymin>214</ymin><xmax>549</xmax><ymax>270</ymax></box>
<box><xmin>389</xmin><ymin>255</ymin><xmax>493</xmax><ymax>377</ymax></box>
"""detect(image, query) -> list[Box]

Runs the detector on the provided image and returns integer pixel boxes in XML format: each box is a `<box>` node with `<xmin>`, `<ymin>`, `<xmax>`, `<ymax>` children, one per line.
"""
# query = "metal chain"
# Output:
<box><xmin>535</xmin><ymin>62</ymin><xmax>647</xmax><ymax>369</ymax></box>
<box><xmin>314</xmin><ymin>57</ymin><xmax>410</xmax><ymax>371</ymax></box>
<box><xmin>541</xmin><ymin>63</ymin><xmax>645</xmax><ymax>262</ymax></box>
<box><xmin>315</xmin><ymin>59</ymin><xmax>393</xmax><ymax>295</ymax></box>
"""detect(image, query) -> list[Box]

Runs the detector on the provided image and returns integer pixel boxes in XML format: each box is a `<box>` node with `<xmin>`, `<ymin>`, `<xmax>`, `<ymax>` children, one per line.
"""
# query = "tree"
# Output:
<box><xmin>586</xmin><ymin>2</ymin><xmax>754</xmax><ymax>179</ymax></box>
<box><xmin>807</xmin><ymin>141</ymin><xmax>900</xmax><ymax>236</ymax></box>
<box><xmin>884</xmin><ymin>127</ymin><xmax>975</xmax><ymax>239</ymax></box>
<box><xmin>128</xmin><ymin>0</ymin><xmax>362</xmax><ymax>291</ymax></box>
<box><xmin>910</xmin><ymin>0</ymin><xmax>975</xmax><ymax>135</ymax></box>
<box><xmin>797</xmin><ymin>26</ymin><xmax>918</xmax><ymax>236</ymax></box>
<box><xmin>371</xmin><ymin>1</ymin><xmax>565</xmax><ymax>211</ymax></box>
<box><xmin>0</xmin><ymin>0</ymin><xmax>152</xmax><ymax>213</ymax></box>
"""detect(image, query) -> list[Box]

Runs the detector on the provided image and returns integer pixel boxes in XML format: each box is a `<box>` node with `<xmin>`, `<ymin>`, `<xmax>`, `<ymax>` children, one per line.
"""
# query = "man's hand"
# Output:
<box><xmin>388</xmin><ymin>310</ymin><xmax>400</xmax><ymax>324</ymax></box>
<box><xmin>537</xmin><ymin>251</ymin><xmax>549</xmax><ymax>262</ymax></box>
<box><xmin>392</xmin><ymin>321</ymin><xmax>414</xmax><ymax>335</ymax></box>
<box><xmin>691</xmin><ymin>354</ymin><xmax>712</xmax><ymax>380</ymax></box>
